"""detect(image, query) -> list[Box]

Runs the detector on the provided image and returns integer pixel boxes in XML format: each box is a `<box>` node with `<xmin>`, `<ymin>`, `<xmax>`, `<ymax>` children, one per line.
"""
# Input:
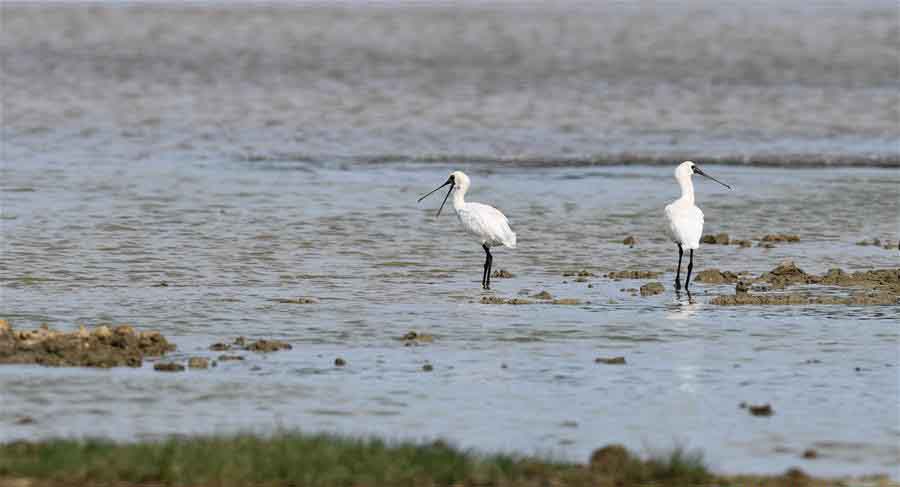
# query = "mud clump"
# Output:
<box><xmin>747</xmin><ymin>403</ymin><xmax>774</xmax><ymax>416</ymax></box>
<box><xmin>213</xmin><ymin>337</ymin><xmax>293</xmax><ymax>353</ymax></box>
<box><xmin>401</xmin><ymin>331</ymin><xmax>434</xmax><ymax>346</ymax></box>
<box><xmin>622</xmin><ymin>235</ymin><xmax>638</xmax><ymax>246</ymax></box>
<box><xmin>693</xmin><ymin>269</ymin><xmax>739</xmax><ymax>284</ymax></box>
<box><xmin>480</xmin><ymin>296</ymin><xmax>534</xmax><ymax>305</ymax></box>
<box><xmin>0</xmin><ymin>321</ymin><xmax>173</xmax><ymax>368</ymax></box>
<box><xmin>246</xmin><ymin>339</ymin><xmax>292</xmax><ymax>352</ymax></box>
<box><xmin>701</xmin><ymin>233</ymin><xmax>730</xmax><ymax>244</ymax></box>
<box><xmin>639</xmin><ymin>282</ymin><xmax>664</xmax><ymax>296</ymax></box>
<box><xmin>595</xmin><ymin>356</ymin><xmax>626</xmax><ymax>365</ymax></box>
<box><xmin>187</xmin><ymin>357</ymin><xmax>209</xmax><ymax>369</ymax></box>
<box><xmin>532</xmin><ymin>291</ymin><xmax>553</xmax><ymax>300</ymax></box>
<box><xmin>758</xmin><ymin>260</ymin><xmax>813</xmax><ymax>288</ymax></box>
<box><xmin>154</xmin><ymin>362</ymin><xmax>185</xmax><ymax>372</ymax></box>
<box><xmin>605</xmin><ymin>270</ymin><xmax>661</xmax><ymax>280</ymax></box>
<box><xmin>491</xmin><ymin>269</ymin><xmax>514</xmax><ymax>278</ymax></box>
<box><xmin>760</xmin><ymin>234</ymin><xmax>800</xmax><ymax>243</ymax></box>
<box><xmin>274</xmin><ymin>297</ymin><xmax>319</xmax><ymax>304</ymax></box>
<box><xmin>562</xmin><ymin>270</ymin><xmax>594</xmax><ymax>277</ymax></box>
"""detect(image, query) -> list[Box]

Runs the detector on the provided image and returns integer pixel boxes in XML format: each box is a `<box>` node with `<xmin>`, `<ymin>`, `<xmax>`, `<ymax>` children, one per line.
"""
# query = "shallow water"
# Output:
<box><xmin>1</xmin><ymin>1</ymin><xmax>900</xmax><ymax>480</ymax></box>
<box><xmin>2</xmin><ymin>161</ymin><xmax>899</xmax><ymax>479</ymax></box>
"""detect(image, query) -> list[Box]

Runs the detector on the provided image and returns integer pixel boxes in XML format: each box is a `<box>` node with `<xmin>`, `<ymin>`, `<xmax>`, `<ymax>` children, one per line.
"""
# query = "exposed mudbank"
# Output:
<box><xmin>0</xmin><ymin>320</ymin><xmax>173</xmax><ymax>368</ymax></box>
<box><xmin>481</xmin><ymin>291</ymin><xmax>583</xmax><ymax>305</ymax></box>
<box><xmin>693</xmin><ymin>269</ymin><xmax>742</xmax><ymax>284</ymax></box>
<box><xmin>209</xmin><ymin>337</ymin><xmax>292</xmax><ymax>353</ymax></box>
<box><xmin>709</xmin><ymin>262</ymin><xmax>900</xmax><ymax>305</ymax></box>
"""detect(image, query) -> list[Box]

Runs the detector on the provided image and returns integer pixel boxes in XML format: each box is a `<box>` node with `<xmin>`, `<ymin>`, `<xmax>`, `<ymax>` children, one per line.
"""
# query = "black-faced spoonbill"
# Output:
<box><xmin>664</xmin><ymin>161</ymin><xmax>731</xmax><ymax>293</ymax></box>
<box><xmin>418</xmin><ymin>171</ymin><xmax>517</xmax><ymax>290</ymax></box>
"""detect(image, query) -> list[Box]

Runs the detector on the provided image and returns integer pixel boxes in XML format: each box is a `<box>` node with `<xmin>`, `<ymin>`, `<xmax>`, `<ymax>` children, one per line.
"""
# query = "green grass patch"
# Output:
<box><xmin>0</xmin><ymin>432</ymin><xmax>850</xmax><ymax>486</ymax></box>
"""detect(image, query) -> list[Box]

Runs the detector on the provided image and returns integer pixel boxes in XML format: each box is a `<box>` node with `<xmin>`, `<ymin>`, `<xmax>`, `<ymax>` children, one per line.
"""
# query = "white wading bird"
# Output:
<box><xmin>665</xmin><ymin>161</ymin><xmax>732</xmax><ymax>292</ymax></box>
<box><xmin>418</xmin><ymin>171</ymin><xmax>516</xmax><ymax>289</ymax></box>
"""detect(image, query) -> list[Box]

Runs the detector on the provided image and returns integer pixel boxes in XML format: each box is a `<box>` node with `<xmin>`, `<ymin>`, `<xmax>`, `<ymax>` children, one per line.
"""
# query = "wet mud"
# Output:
<box><xmin>0</xmin><ymin>320</ymin><xmax>173</xmax><ymax>368</ymax></box>
<box><xmin>760</xmin><ymin>234</ymin><xmax>801</xmax><ymax>243</ymax></box>
<box><xmin>708</xmin><ymin>262</ymin><xmax>900</xmax><ymax>306</ymax></box>
<box><xmin>605</xmin><ymin>270</ymin><xmax>662</xmax><ymax>280</ymax></box>
<box><xmin>209</xmin><ymin>337</ymin><xmax>293</xmax><ymax>353</ymax></box>
<box><xmin>639</xmin><ymin>282</ymin><xmax>664</xmax><ymax>296</ymax></box>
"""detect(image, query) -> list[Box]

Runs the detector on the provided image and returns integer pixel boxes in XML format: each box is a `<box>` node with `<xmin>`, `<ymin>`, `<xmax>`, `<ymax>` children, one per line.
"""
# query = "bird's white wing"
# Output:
<box><xmin>457</xmin><ymin>202</ymin><xmax>517</xmax><ymax>248</ymax></box>
<box><xmin>665</xmin><ymin>202</ymin><xmax>703</xmax><ymax>250</ymax></box>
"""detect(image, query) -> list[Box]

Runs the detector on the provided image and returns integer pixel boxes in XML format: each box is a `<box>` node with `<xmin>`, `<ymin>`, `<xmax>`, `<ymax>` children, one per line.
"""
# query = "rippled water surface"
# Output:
<box><xmin>1</xmin><ymin>0</ymin><xmax>899</xmax><ymax>480</ymax></box>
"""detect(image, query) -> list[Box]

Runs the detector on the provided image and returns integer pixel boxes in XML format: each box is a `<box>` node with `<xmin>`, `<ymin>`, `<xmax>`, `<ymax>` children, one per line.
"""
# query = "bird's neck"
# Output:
<box><xmin>452</xmin><ymin>187</ymin><xmax>466</xmax><ymax>210</ymax></box>
<box><xmin>677</xmin><ymin>176</ymin><xmax>695</xmax><ymax>205</ymax></box>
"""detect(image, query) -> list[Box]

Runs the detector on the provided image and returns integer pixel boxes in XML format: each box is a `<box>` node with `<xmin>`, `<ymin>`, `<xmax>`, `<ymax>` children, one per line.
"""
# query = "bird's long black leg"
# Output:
<box><xmin>487</xmin><ymin>249</ymin><xmax>493</xmax><ymax>289</ymax></box>
<box><xmin>482</xmin><ymin>244</ymin><xmax>491</xmax><ymax>289</ymax></box>
<box><xmin>685</xmin><ymin>249</ymin><xmax>694</xmax><ymax>291</ymax></box>
<box><xmin>675</xmin><ymin>244</ymin><xmax>684</xmax><ymax>291</ymax></box>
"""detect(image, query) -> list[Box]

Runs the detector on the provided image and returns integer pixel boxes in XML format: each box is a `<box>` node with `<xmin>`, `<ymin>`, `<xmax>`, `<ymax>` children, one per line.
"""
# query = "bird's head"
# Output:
<box><xmin>676</xmin><ymin>161</ymin><xmax>731</xmax><ymax>189</ymax></box>
<box><xmin>417</xmin><ymin>170</ymin><xmax>470</xmax><ymax>218</ymax></box>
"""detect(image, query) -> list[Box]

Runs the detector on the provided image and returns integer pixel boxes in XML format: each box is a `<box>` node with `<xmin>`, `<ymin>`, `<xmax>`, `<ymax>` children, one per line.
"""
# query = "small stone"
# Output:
<box><xmin>748</xmin><ymin>403</ymin><xmax>774</xmax><ymax>416</ymax></box>
<box><xmin>622</xmin><ymin>235</ymin><xmax>638</xmax><ymax>246</ymax></box>
<box><xmin>802</xmin><ymin>449</ymin><xmax>818</xmax><ymax>459</ymax></box>
<box><xmin>92</xmin><ymin>326</ymin><xmax>112</xmax><ymax>339</ymax></box>
<box><xmin>187</xmin><ymin>357</ymin><xmax>209</xmax><ymax>369</ymax></box>
<box><xmin>334</xmin><ymin>357</ymin><xmax>346</xmax><ymax>366</ymax></box>
<box><xmin>491</xmin><ymin>269</ymin><xmax>514</xmax><ymax>278</ymax></box>
<box><xmin>595</xmin><ymin>356</ymin><xmax>626</xmax><ymax>365</ymax></box>
<box><xmin>210</xmin><ymin>342</ymin><xmax>231</xmax><ymax>351</ymax></box>
<box><xmin>422</xmin><ymin>363</ymin><xmax>434</xmax><ymax>372</ymax></box>
<box><xmin>639</xmin><ymin>282</ymin><xmax>664</xmax><ymax>296</ymax></box>
<box><xmin>218</xmin><ymin>354</ymin><xmax>244</xmax><ymax>361</ymax></box>
<box><xmin>154</xmin><ymin>362</ymin><xmax>185</xmax><ymax>372</ymax></box>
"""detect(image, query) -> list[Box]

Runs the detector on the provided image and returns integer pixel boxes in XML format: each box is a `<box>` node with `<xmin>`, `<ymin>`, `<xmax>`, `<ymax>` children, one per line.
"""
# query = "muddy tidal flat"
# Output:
<box><xmin>1</xmin><ymin>1</ymin><xmax>899</xmax><ymax>482</ymax></box>
<box><xmin>2</xmin><ymin>163</ymin><xmax>898</xmax><ymax>480</ymax></box>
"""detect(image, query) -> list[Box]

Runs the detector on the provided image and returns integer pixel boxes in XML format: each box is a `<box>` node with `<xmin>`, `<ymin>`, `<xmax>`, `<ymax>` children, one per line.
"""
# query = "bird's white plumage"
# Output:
<box><xmin>450</xmin><ymin>171</ymin><xmax>516</xmax><ymax>249</ymax></box>
<box><xmin>457</xmin><ymin>202</ymin><xmax>517</xmax><ymax>248</ymax></box>
<box><xmin>665</xmin><ymin>161</ymin><xmax>705</xmax><ymax>250</ymax></box>
<box><xmin>665</xmin><ymin>201</ymin><xmax>703</xmax><ymax>250</ymax></box>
